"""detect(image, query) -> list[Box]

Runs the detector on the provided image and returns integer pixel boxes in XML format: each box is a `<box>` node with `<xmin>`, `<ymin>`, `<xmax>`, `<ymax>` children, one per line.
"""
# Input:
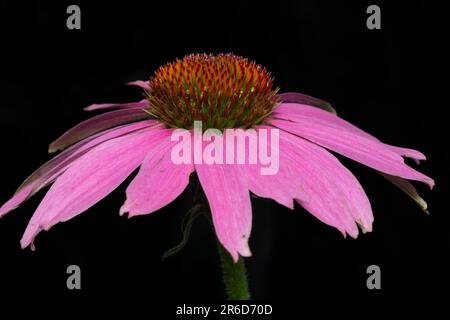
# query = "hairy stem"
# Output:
<box><xmin>216</xmin><ymin>238</ymin><xmax>251</xmax><ymax>300</ymax></box>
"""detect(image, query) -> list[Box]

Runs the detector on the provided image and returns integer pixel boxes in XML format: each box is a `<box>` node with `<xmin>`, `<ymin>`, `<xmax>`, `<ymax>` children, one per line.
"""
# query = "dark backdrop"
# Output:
<box><xmin>0</xmin><ymin>0</ymin><xmax>448</xmax><ymax>303</ymax></box>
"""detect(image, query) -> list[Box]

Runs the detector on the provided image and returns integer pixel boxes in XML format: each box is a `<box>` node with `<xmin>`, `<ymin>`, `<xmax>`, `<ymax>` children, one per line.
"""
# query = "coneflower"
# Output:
<box><xmin>0</xmin><ymin>53</ymin><xmax>433</xmax><ymax>299</ymax></box>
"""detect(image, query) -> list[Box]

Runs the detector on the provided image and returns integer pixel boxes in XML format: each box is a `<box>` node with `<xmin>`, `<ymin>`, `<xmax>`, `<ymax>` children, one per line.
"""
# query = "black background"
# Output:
<box><xmin>0</xmin><ymin>0</ymin><xmax>448</xmax><ymax>303</ymax></box>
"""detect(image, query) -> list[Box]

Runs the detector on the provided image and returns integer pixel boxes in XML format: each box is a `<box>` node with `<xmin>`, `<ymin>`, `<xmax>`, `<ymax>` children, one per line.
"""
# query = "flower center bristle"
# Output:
<box><xmin>145</xmin><ymin>53</ymin><xmax>279</xmax><ymax>130</ymax></box>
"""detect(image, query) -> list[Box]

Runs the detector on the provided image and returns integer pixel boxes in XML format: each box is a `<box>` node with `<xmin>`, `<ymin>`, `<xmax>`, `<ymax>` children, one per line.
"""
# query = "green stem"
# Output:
<box><xmin>217</xmin><ymin>240</ymin><xmax>251</xmax><ymax>300</ymax></box>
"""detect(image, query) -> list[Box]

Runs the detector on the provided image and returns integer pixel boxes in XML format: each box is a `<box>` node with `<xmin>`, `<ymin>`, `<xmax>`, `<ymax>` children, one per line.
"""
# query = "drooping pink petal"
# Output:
<box><xmin>387</xmin><ymin>146</ymin><xmax>426</xmax><ymax>164</ymax></box>
<box><xmin>272</xmin><ymin>102</ymin><xmax>431</xmax><ymax>209</ymax></box>
<box><xmin>236</xmin><ymin>128</ymin><xmax>307</xmax><ymax>209</ymax></box>
<box><xmin>379</xmin><ymin>172</ymin><xmax>429</xmax><ymax>214</ymax></box>
<box><xmin>274</xmin><ymin>128</ymin><xmax>373</xmax><ymax>236</ymax></box>
<box><xmin>239</xmin><ymin>161</ymin><xmax>303</xmax><ymax>209</ymax></box>
<box><xmin>273</xmin><ymin>103</ymin><xmax>426</xmax><ymax>162</ymax></box>
<box><xmin>0</xmin><ymin>186</ymin><xmax>34</xmax><ymax>218</ymax></box>
<box><xmin>20</xmin><ymin>127</ymin><xmax>172</xmax><ymax>249</ymax></box>
<box><xmin>196</xmin><ymin>162</ymin><xmax>252</xmax><ymax>262</ymax></box>
<box><xmin>0</xmin><ymin>121</ymin><xmax>159</xmax><ymax>218</ymax></box>
<box><xmin>276</xmin><ymin>92</ymin><xmax>336</xmax><ymax>114</ymax></box>
<box><xmin>127</xmin><ymin>80</ymin><xmax>150</xmax><ymax>90</ymax></box>
<box><xmin>48</xmin><ymin>108</ymin><xmax>150</xmax><ymax>153</ymax></box>
<box><xmin>267</xmin><ymin>118</ymin><xmax>434</xmax><ymax>188</ymax></box>
<box><xmin>84</xmin><ymin>99</ymin><xmax>149</xmax><ymax>111</ymax></box>
<box><xmin>274</xmin><ymin>103</ymin><xmax>374</xmax><ymax>139</ymax></box>
<box><xmin>120</xmin><ymin>134</ymin><xmax>194</xmax><ymax>217</ymax></box>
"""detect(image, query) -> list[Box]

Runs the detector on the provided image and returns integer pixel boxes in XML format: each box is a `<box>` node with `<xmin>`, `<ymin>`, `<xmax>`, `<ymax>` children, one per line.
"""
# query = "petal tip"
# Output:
<box><xmin>48</xmin><ymin>146</ymin><xmax>58</xmax><ymax>154</ymax></box>
<box><xmin>20</xmin><ymin>237</ymin><xmax>35</xmax><ymax>251</ymax></box>
<box><xmin>0</xmin><ymin>208</ymin><xmax>9</xmax><ymax>219</ymax></box>
<box><xmin>119</xmin><ymin>204</ymin><xmax>128</xmax><ymax>217</ymax></box>
<box><xmin>238</xmin><ymin>240</ymin><xmax>252</xmax><ymax>259</ymax></box>
<box><xmin>126</xmin><ymin>80</ymin><xmax>150</xmax><ymax>90</ymax></box>
<box><xmin>83</xmin><ymin>104</ymin><xmax>98</xmax><ymax>111</ymax></box>
<box><xmin>356</xmin><ymin>218</ymin><xmax>373</xmax><ymax>234</ymax></box>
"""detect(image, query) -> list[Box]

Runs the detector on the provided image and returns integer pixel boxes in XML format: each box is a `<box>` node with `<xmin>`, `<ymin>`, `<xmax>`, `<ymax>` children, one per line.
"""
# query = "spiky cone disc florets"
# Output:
<box><xmin>146</xmin><ymin>53</ymin><xmax>279</xmax><ymax>130</ymax></box>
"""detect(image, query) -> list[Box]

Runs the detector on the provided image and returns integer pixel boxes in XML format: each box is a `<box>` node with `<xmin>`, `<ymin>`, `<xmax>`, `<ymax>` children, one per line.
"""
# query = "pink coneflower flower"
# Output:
<box><xmin>0</xmin><ymin>54</ymin><xmax>433</xmax><ymax>298</ymax></box>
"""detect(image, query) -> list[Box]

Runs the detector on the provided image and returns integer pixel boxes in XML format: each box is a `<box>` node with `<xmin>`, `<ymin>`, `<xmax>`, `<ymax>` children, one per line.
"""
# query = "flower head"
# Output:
<box><xmin>0</xmin><ymin>53</ymin><xmax>434</xmax><ymax>262</ymax></box>
<box><xmin>146</xmin><ymin>53</ymin><xmax>278</xmax><ymax>130</ymax></box>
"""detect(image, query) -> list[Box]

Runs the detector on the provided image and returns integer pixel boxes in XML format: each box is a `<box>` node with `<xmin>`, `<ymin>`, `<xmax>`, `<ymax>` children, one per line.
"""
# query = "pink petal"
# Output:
<box><xmin>276</xmin><ymin>92</ymin><xmax>336</xmax><ymax>114</ymax></box>
<box><xmin>272</xmin><ymin>103</ymin><xmax>430</xmax><ymax>210</ymax></box>
<box><xmin>387</xmin><ymin>146</ymin><xmax>426</xmax><ymax>163</ymax></box>
<box><xmin>239</xmin><ymin>162</ymin><xmax>301</xmax><ymax>209</ymax></box>
<box><xmin>237</xmin><ymin>128</ymin><xmax>307</xmax><ymax>209</ymax></box>
<box><xmin>126</xmin><ymin>80</ymin><xmax>150</xmax><ymax>90</ymax></box>
<box><xmin>48</xmin><ymin>108</ymin><xmax>150</xmax><ymax>153</ymax></box>
<box><xmin>0</xmin><ymin>121</ymin><xmax>159</xmax><ymax>218</ymax></box>
<box><xmin>273</xmin><ymin>103</ymin><xmax>426</xmax><ymax>162</ymax></box>
<box><xmin>120</xmin><ymin>135</ymin><xmax>194</xmax><ymax>217</ymax></box>
<box><xmin>84</xmin><ymin>99</ymin><xmax>148</xmax><ymax>111</ymax></box>
<box><xmin>267</xmin><ymin>118</ymin><xmax>434</xmax><ymax>188</ymax></box>
<box><xmin>0</xmin><ymin>186</ymin><xmax>34</xmax><ymax>218</ymax></box>
<box><xmin>274</xmin><ymin>103</ymin><xmax>374</xmax><ymax>139</ymax></box>
<box><xmin>196</xmin><ymin>163</ymin><xmax>252</xmax><ymax>262</ymax></box>
<box><xmin>276</xmin><ymin>129</ymin><xmax>373</xmax><ymax>236</ymax></box>
<box><xmin>20</xmin><ymin>127</ymin><xmax>171</xmax><ymax>249</ymax></box>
